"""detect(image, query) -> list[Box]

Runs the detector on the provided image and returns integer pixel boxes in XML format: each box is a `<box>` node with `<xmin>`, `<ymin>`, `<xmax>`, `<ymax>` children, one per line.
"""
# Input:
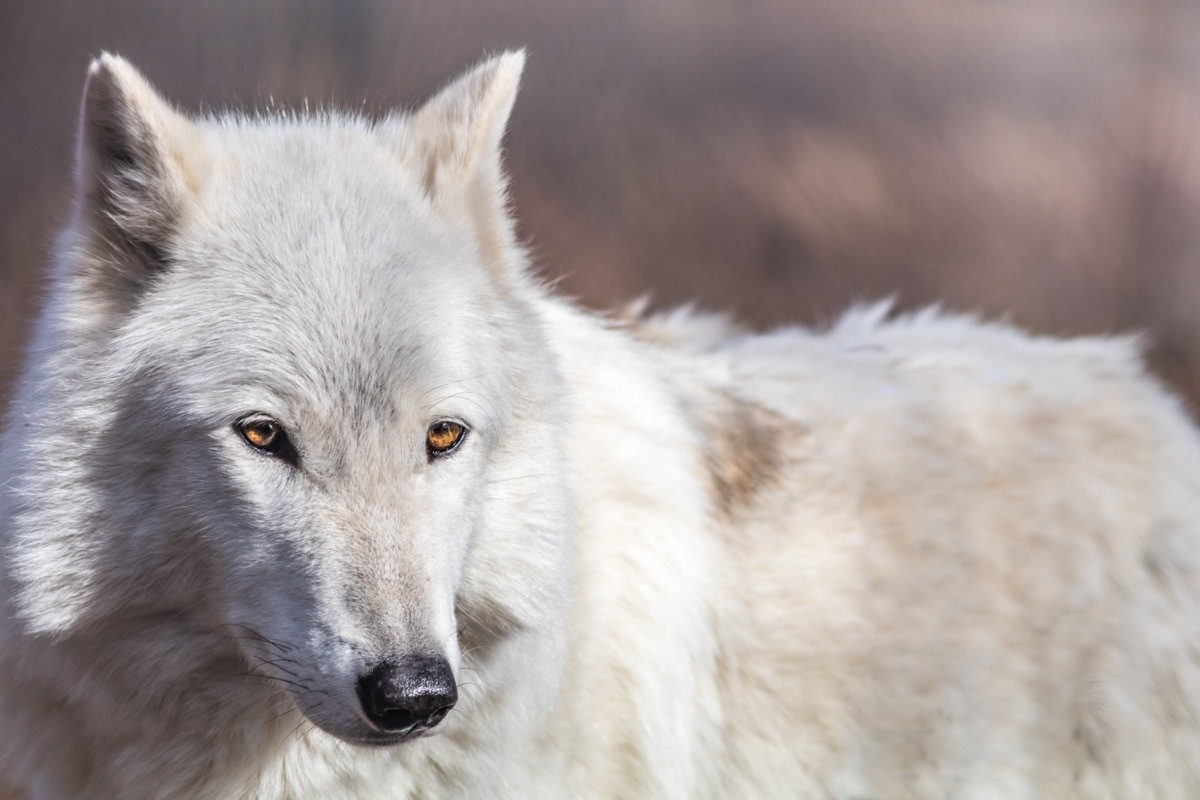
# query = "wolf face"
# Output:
<box><xmin>7</xmin><ymin>53</ymin><xmax>570</xmax><ymax>746</ymax></box>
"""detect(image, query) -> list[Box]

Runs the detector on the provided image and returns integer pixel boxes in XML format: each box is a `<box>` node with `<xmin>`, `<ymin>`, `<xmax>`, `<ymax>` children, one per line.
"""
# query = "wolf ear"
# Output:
<box><xmin>399</xmin><ymin>51</ymin><xmax>526</xmax><ymax>270</ymax></box>
<box><xmin>409</xmin><ymin>50</ymin><xmax>524</xmax><ymax>198</ymax></box>
<box><xmin>74</xmin><ymin>54</ymin><xmax>205</xmax><ymax>304</ymax></box>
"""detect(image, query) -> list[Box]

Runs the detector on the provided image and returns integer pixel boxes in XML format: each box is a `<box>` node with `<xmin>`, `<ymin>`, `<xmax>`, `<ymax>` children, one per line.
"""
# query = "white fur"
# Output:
<box><xmin>3</xmin><ymin>53</ymin><xmax>1200</xmax><ymax>799</ymax></box>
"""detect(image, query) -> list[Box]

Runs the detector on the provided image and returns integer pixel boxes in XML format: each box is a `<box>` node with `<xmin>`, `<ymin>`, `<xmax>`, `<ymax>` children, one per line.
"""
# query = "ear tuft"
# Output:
<box><xmin>74</xmin><ymin>54</ymin><xmax>205</xmax><ymax>307</ymax></box>
<box><xmin>388</xmin><ymin>51</ymin><xmax>528</xmax><ymax>275</ymax></box>
<box><xmin>409</xmin><ymin>49</ymin><xmax>526</xmax><ymax>198</ymax></box>
<box><xmin>81</xmin><ymin>52</ymin><xmax>192</xmax><ymax>191</ymax></box>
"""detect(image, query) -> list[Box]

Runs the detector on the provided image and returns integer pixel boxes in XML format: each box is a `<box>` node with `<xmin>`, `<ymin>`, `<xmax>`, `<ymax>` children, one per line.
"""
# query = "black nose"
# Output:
<box><xmin>356</xmin><ymin>655</ymin><xmax>458</xmax><ymax>734</ymax></box>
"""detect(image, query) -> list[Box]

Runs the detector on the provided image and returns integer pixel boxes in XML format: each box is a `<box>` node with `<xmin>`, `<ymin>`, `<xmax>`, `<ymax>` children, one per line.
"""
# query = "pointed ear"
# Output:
<box><xmin>73</xmin><ymin>53</ymin><xmax>206</xmax><ymax>304</ymax></box>
<box><xmin>409</xmin><ymin>50</ymin><xmax>525</xmax><ymax>199</ymax></box>
<box><xmin>393</xmin><ymin>51</ymin><xmax>526</xmax><ymax>272</ymax></box>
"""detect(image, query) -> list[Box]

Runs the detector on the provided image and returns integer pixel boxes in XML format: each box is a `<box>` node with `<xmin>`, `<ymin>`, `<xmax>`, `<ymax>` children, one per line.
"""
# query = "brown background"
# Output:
<box><xmin>3</xmin><ymin>1</ymin><xmax>1200</xmax><ymax>408</ymax></box>
<box><xmin>0</xmin><ymin>1</ymin><xmax>1199</xmax><ymax>793</ymax></box>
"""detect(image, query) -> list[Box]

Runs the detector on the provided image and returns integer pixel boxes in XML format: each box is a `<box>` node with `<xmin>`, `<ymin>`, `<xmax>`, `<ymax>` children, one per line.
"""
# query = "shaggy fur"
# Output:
<box><xmin>3</xmin><ymin>52</ymin><xmax>1200</xmax><ymax>799</ymax></box>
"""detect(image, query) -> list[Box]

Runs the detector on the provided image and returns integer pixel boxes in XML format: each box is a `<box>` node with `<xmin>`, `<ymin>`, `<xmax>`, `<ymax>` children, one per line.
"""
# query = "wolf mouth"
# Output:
<box><xmin>340</xmin><ymin>724</ymin><xmax>442</xmax><ymax>748</ymax></box>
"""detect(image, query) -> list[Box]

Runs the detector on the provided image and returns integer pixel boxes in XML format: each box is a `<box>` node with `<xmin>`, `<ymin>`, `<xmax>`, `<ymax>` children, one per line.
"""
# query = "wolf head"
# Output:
<box><xmin>4</xmin><ymin>53</ymin><xmax>571</xmax><ymax>745</ymax></box>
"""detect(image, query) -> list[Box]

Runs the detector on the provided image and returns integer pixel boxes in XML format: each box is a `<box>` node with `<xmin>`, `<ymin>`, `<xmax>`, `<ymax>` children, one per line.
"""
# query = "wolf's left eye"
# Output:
<box><xmin>236</xmin><ymin>416</ymin><xmax>299</xmax><ymax>464</ymax></box>
<box><xmin>426</xmin><ymin>420</ymin><xmax>467</xmax><ymax>457</ymax></box>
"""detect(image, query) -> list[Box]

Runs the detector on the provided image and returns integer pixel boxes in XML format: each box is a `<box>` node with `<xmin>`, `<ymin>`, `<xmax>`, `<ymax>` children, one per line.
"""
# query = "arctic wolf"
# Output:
<box><xmin>2</xmin><ymin>51</ymin><xmax>1200</xmax><ymax>800</ymax></box>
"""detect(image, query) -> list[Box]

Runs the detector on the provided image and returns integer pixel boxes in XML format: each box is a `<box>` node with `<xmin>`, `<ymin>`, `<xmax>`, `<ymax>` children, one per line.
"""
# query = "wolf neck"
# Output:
<box><xmin>535</xmin><ymin>298</ymin><xmax>731</xmax><ymax>797</ymax></box>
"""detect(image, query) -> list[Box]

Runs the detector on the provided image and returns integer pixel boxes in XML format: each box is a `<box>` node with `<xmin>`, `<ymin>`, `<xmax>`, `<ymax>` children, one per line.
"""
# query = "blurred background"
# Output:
<box><xmin>2</xmin><ymin>1</ymin><xmax>1200</xmax><ymax>409</ymax></box>
<box><xmin>0</xmin><ymin>1</ymin><xmax>1197</xmax><ymax>794</ymax></box>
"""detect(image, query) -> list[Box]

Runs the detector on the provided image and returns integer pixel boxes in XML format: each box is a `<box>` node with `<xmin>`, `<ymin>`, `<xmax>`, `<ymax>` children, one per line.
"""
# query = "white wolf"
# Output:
<box><xmin>2</xmin><ymin>51</ymin><xmax>1200</xmax><ymax>800</ymax></box>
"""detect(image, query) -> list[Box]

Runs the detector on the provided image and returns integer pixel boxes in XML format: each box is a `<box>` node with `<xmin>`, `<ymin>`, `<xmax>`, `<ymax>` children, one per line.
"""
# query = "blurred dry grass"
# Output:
<box><xmin>0</xmin><ymin>0</ymin><xmax>1199</xmax><ymax>795</ymax></box>
<box><xmin>3</xmin><ymin>1</ymin><xmax>1200</xmax><ymax>402</ymax></box>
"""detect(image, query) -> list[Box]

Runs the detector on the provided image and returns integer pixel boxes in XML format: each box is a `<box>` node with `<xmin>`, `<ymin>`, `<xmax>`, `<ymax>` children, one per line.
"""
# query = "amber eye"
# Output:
<box><xmin>242</xmin><ymin>419</ymin><xmax>279</xmax><ymax>449</ymax></box>
<box><xmin>426</xmin><ymin>420</ymin><xmax>467</xmax><ymax>457</ymax></box>
<box><xmin>236</xmin><ymin>416</ymin><xmax>298</xmax><ymax>463</ymax></box>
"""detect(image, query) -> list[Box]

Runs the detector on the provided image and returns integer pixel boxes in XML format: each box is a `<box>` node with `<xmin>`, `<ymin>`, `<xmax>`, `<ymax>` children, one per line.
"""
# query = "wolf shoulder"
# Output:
<box><xmin>707</xmin><ymin>304</ymin><xmax>1190</xmax><ymax>462</ymax></box>
<box><xmin>647</xmin><ymin>302</ymin><xmax>1200</xmax><ymax>543</ymax></box>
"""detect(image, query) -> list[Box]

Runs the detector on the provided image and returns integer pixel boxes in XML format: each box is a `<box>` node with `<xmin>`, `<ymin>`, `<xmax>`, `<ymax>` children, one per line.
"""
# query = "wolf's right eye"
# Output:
<box><xmin>426</xmin><ymin>420</ymin><xmax>467</xmax><ymax>457</ymax></box>
<box><xmin>242</xmin><ymin>420</ymin><xmax>279</xmax><ymax>449</ymax></box>
<box><xmin>236</xmin><ymin>416</ymin><xmax>298</xmax><ymax>464</ymax></box>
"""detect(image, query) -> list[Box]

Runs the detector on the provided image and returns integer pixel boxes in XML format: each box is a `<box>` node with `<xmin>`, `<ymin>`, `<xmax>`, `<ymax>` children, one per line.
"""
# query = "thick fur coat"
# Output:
<box><xmin>2</xmin><ymin>53</ymin><xmax>1200</xmax><ymax>799</ymax></box>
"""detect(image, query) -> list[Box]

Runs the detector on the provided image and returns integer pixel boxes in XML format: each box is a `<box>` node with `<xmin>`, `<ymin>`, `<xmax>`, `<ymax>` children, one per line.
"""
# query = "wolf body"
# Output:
<box><xmin>3</xmin><ymin>53</ymin><xmax>1200</xmax><ymax>799</ymax></box>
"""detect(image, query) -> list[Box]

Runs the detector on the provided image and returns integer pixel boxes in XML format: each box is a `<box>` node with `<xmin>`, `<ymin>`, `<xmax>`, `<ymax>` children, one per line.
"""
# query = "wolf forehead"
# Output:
<box><xmin>146</xmin><ymin>122</ymin><xmax>505</xmax><ymax>328</ymax></box>
<box><xmin>176</xmin><ymin>122</ymin><xmax>465</xmax><ymax>264</ymax></box>
<box><xmin>77</xmin><ymin>52</ymin><xmax>539</xmax><ymax>419</ymax></box>
<box><xmin>123</xmin><ymin>123</ymin><xmax>505</xmax><ymax>412</ymax></box>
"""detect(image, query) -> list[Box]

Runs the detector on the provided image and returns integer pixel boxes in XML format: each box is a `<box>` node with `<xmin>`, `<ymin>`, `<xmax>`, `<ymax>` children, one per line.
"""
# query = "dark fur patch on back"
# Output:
<box><xmin>703</xmin><ymin>392</ymin><xmax>804</xmax><ymax>516</ymax></box>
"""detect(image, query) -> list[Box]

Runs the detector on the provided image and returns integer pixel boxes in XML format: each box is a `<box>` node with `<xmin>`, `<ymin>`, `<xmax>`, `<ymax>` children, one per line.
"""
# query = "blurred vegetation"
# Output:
<box><xmin>3</xmin><ymin>1</ymin><xmax>1199</xmax><ymax>406</ymax></box>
